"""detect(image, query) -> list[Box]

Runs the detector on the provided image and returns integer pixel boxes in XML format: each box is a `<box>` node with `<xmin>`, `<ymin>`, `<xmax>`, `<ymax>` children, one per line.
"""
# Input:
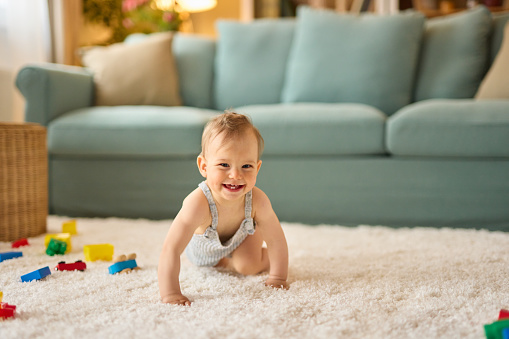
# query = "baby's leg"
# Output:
<box><xmin>230</xmin><ymin>230</ymin><xmax>269</xmax><ymax>275</ymax></box>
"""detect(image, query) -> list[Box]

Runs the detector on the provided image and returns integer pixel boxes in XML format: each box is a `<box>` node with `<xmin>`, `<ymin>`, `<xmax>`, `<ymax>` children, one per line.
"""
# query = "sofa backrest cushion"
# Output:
<box><xmin>281</xmin><ymin>6</ymin><xmax>425</xmax><ymax>116</ymax></box>
<box><xmin>490</xmin><ymin>12</ymin><xmax>509</xmax><ymax>64</ymax></box>
<box><xmin>214</xmin><ymin>19</ymin><xmax>295</xmax><ymax>111</ymax></box>
<box><xmin>173</xmin><ymin>34</ymin><xmax>216</xmax><ymax>109</ymax></box>
<box><xmin>413</xmin><ymin>6</ymin><xmax>492</xmax><ymax>102</ymax></box>
<box><xmin>476</xmin><ymin>22</ymin><xmax>509</xmax><ymax>99</ymax></box>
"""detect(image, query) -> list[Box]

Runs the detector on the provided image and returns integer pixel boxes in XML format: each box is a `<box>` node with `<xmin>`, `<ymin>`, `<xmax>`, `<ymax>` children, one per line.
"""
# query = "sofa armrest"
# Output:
<box><xmin>15</xmin><ymin>63</ymin><xmax>94</xmax><ymax>126</ymax></box>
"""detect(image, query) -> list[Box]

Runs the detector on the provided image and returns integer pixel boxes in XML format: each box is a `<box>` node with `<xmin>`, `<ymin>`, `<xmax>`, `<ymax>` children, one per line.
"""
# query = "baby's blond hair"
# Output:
<box><xmin>201</xmin><ymin>111</ymin><xmax>264</xmax><ymax>160</ymax></box>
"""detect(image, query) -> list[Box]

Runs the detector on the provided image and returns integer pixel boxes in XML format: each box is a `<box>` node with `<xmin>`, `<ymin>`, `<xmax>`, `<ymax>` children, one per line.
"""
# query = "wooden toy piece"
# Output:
<box><xmin>484</xmin><ymin>320</ymin><xmax>509</xmax><ymax>339</ymax></box>
<box><xmin>114</xmin><ymin>254</ymin><xmax>127</xmax><ymax>263</ymax></box>
<box><xmin>500</xmin><ymin>309</ymin><xmax>509</xmax><ymax>320</ymax></box>
<box><xmin>44</xmin><ymin>233</ymin><xmax>72</xmax><ymax>253</ymax></box>
<box><xmin>54</xmin><ymin>260</ymin><xmax>87</xmax><ymax>272</ymax></box>
<box><xmin>84</xmin><ymin>244</ymin><xmax>114</xmax><ymax>261</ymax></box>
<box><xmin>0</xmin><ymin>251</ymin><xmax>23</xmax><ymax>263</ymax></box>
<box><xmin>0</xmin><ymin>302</ymin><xmax>16</xmax><ymax>320</ymax></box>
<box><xmin>108</xmin><ymin>253</ymin><xmax>139</xmax><ymax>274</ymax></box>
<box><xmin>21</xmin><ymin>266</ymin><xmax>51</xmax><ymax>282</ymax></box>
<box><xmin>126</xmin><ymin>253</ymin><xmax>140</xmax><ymax>271</ymax></box>
<box><xmin>0</xmin><ymin>291</ymin><xmax>2</xmax><ymax>303</ymax></box>
<box><xmin>108</xmin><ymin>260</ymin><xmax>138</xmax><ymax>274</ymax></box>
<box><xmin>11</xmin><ymin>238</ymin><xmax>29</xmax><ymax>248</ymax></box>
<box><xmin>46</xmin><ymin>238</ymin><xmax>67</xmax><ymax>256</ymax></box>
<box><xmin>62</xmin><ymin>220</ymin><xmax>77</xmax><ymax>235</ymax></box>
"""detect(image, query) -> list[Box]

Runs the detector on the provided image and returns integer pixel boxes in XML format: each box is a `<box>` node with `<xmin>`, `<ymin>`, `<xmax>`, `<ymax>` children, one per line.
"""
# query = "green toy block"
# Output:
<box><xmin>46</xmin><ymin>238</ymin><xmax>67</xmax><ymax>256</ymax></box>
<box><xmin>485</xmin><ymin>320</ymin><xmax>509</xmax><ymax>339</ymax></box>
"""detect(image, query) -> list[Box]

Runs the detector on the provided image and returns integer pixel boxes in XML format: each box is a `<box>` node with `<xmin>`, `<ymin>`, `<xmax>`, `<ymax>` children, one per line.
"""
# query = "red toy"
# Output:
<box><xmin>11</xmin><ymin>238</ymin><xmax>29</xmax><ymax>248</ymax></box>
<box><xmin>0</xmin><ymin>302</ymin><xmax>16</xmax><ymax>320</ymax></box>
<box><xmin>500</xmin><ymin>309</ymin><xmax>509</xmax><ymax>320</ymax></box>
<box><xmin>54</xmin><ymin>260</ymin><xmax>87</xmax><ymax>272</ymax></box>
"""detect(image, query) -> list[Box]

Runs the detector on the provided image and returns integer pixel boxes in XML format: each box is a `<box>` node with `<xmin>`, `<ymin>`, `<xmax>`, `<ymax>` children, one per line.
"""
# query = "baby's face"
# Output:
<box><xmin>199</xmin><ymin>130</ymin><xmax>262</xmax><ymax>203</ymax></box>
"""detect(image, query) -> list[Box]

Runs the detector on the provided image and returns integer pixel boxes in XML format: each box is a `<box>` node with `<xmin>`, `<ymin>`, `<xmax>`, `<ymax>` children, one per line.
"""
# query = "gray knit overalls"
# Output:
<box><xmin>185</xmin><ymin>181</ymin><xmax>255</xmax><ymax>267</ymax></box>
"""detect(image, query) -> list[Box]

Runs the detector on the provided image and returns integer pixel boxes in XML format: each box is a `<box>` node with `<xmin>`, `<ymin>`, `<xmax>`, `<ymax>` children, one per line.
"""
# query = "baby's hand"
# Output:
<box><xmin>161</xmin><ymin>293</ymin><xmax>191</xmax><ymax>306</ymax></box>
<box><xmin>265</xmin><ymin>278</ymin><xmax>289</xmax><ymax>290</ymax></box>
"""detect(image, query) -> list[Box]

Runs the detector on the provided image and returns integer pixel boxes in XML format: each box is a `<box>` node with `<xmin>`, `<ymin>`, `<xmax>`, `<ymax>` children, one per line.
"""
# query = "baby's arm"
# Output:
<box><xmin>158</xmin><ymin>189</ymin><xmax>209</xmax><ymax>305</ymax></box>
<box><xmin>253</xmin><ymin>188</ymin><xmax>289</xmax><ymax>289</ymax></box>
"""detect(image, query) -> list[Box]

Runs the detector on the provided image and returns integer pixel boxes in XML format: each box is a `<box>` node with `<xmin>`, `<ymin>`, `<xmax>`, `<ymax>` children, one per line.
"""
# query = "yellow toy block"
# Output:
<box><xmin>0</xmin><ymin>291</ymin><xmax>3</xmax><ymax>303</ymax></box>
<box><xmin>62</xmin><ymin>220</ymin><xmax>77</xmax><ymax>235</ymax></box>
<box><xmin>44</xmin><ymin>233</ymin><xmax>72</xmax><ymax>253</ymax></box>
<box><xmin>84</xmin><ymin>244</ymin><xmax>114</xmax><ymax>261</ymax></box>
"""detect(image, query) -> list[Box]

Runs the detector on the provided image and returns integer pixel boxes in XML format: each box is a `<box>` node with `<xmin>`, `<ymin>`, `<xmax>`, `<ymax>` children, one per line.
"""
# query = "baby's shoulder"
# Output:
<box><xmin>251</xmin><ymin>186</ymin><xmax>273</xmax><ymax>210</ymax></box>
<box><xmin>181</xmin><ymin>188</ymin><xmax>210</xmax><ymax>220</ymax></box>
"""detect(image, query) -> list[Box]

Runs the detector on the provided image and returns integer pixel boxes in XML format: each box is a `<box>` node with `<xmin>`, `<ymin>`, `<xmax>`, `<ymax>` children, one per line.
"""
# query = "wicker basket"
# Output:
<box><xmin>0</xmin><ymin>123</ymin><xmax>48</xmax><ymax>241</ymax></box>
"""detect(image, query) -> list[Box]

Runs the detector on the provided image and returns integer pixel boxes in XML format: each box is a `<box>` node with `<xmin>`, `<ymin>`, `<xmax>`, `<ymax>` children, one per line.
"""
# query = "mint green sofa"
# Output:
<box><xmin>16</xmin><ymin>6</ymin><xmax>509</xmax><ymax>230</ymax></box>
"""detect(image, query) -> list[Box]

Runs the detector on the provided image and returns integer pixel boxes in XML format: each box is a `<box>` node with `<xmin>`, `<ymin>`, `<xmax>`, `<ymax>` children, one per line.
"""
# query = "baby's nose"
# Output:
<box><xmin>229</xmin><ymin>168</ymin><xmax>242</xmax><ymax>179</ymax></box>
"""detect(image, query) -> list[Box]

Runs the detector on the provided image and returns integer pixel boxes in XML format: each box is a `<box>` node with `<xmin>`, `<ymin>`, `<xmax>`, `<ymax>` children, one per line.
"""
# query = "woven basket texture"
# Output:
<box><xmin>0</xmin><ymin>123</ymin><xmax>48</xmax><ymax>241</ymax></box>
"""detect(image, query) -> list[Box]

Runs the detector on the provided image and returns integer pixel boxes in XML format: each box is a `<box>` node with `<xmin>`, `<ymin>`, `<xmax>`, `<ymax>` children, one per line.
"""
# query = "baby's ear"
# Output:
<box><xmin>197</xmin><ymin>155</ymin><xmax>207</xmax><ymax>178</ymax></box>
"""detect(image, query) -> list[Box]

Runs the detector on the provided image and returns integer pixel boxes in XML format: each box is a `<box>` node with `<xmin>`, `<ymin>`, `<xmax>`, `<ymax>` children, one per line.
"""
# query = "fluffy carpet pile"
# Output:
<box><xmin>1</xmin><ymin>216</ymin><xmax>508</xmax><ymax>338</ymax></box>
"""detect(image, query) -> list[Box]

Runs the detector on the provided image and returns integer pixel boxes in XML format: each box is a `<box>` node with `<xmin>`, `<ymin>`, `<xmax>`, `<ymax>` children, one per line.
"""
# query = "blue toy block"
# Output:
<box><xmin>21</xmin><ymin>266</ymin><xmax>51</xmax><ymax>282</ymax></box>
<box><xmin>502</xmin><ymin>328</ymin><xmax>509</xmax><ymax>339</ymax></box>
<box><xmin>0</xmin><ymin>251</ymin><xmax>23</xmax><ymax>263</ymax></box>
<box><xmin>108</xmin><ymin>259</ymin><xmax>138</xmax><ymax>274</ymax></box>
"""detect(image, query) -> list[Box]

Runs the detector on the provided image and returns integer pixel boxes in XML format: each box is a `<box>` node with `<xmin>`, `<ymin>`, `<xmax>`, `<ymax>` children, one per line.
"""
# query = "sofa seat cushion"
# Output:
<box><xmin>48</xmin><ymin>106</ymin><xmax>218</xmax><ymax>158</ymax></box>
<box><xmin>236</xmin><ymin>103</ymin><xmax>386</xmax><ymax>156</ymax></box>
<box><xmin>386</xmin><ymin>99</ymin><xmax>509</xmax><ymax>158</ymax></box>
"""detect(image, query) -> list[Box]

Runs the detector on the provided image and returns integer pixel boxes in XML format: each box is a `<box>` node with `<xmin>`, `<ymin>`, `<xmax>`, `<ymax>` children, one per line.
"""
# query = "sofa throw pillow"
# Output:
<box><xmin>214</xmin><ymin>19</ymin><xmax>295</xmax><ymax>111</ymax></box>
<box><xmin>81</xmin><ymin>32</ymin><xmax>181</xmax><ymax>106</ymax></box>
<box><xmin>476</xmin><ymin>22</ymin><xmax>509</xmax><ymax>99</ymax></box>
<box><xmin>124</xmin><ymin>33</ymin><xmax>216</xmax><ymax>109</ymax></box>
<box><xmin>413</xmin><ymin>6</ymin><xmax>492</xmax><ymax>102</ymax></box>
<box><xmin>281</xmin><ymin>6</ymin><xmax>425</xmax><ymax>116</ymax></box>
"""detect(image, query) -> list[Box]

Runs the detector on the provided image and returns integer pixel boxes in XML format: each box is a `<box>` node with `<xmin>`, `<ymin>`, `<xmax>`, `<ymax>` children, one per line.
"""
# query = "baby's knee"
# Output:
<box><xmin>233</xmin><ymin>261</ymin><xmax>259</xmax><ymax>276</ymax></box>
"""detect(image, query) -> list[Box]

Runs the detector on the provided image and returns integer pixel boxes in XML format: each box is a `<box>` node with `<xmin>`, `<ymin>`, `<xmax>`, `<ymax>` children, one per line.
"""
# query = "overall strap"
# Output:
<box><xmin>245</xmin><ymin>190</ymin><xmax>253</xmax><ymax>219</ymax></box>
<box><xmin>198</xmin><ymin>181</ymin><xmax>218</xmax><ymax>230</ymax></box>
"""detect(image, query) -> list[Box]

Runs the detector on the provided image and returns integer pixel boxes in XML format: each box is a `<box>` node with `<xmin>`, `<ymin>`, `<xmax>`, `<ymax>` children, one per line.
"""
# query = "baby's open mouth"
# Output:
<box><xmin>223</xmin><ymin>184</ymin><xmax>244</xmax><ymax>191</ymax></box>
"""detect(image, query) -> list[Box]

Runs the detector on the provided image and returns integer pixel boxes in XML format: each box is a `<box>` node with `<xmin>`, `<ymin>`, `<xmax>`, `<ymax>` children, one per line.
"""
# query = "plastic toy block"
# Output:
<box><xmin>503</xmin><ymin>328</ymin><xmax>509</xmax><ymax>339</ymax></box>
<box><xmin>62</xmin><ymin>220</ymin><xmax>77</xmax><ymax>235</ymax></box>
<box><xmin>21</xmin><ymin>266</ymin><xmax>51</xmax><ymax>282</ymax></box>
<box><xmin>500</xmin><ymin>310</ymin><xmax>509</xmax><ymax>320</ymax></box>
<box><xmin>0</xmin><ymin>251</ymin><xmax>23</xmax><ymax>263</ymax></box>
<box><xmin>485</xmin><ymin>320</ymin><xmax>509</xmax><ymax>339</ymax></box>
<box><xmin>0</xmin><ymin>291</ymin><xmax>2</xmax><ymax>302</ymax></box>
<box><xmin>108</xmin><ymin>259</ymin><xmax>138</xmax><ymax>274</ymax></box>
<box><xmin>44</xmin><ymin>233</ymin><xmax>72</xmax><ymax>253</ymax></box>
<box><xmin>84</xmin><ymin>244</ymin><xmax>114</xmax><ymax>261</ymax></box>
<box><xmin>0</xmin><ymin>302</ymin><xmax>16</xmax><ymax>319</ymax></box>
<box><xmin>54</xmin><ymin>260</ymin><xmax>87</xmax><ymax>271</ymax></box>
<box><xmin>46</xmin><ymin>238</ymin><xmax>67</xmax><ymax>256</ymax></box>
<box><xmin>11</xmin><ymin>238</ymin><xmax>29</xmax><ymax>248</ymax></box>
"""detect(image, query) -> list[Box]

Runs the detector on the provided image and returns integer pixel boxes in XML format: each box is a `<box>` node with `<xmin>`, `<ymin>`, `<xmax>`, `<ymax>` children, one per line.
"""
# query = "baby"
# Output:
<box><xmin>158</xmin><ymin>112</ymin><xmax>289</xmax><ymax>305</ymax></box>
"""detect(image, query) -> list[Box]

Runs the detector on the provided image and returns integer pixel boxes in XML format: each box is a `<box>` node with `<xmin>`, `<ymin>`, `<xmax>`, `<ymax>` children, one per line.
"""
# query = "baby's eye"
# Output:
<box><xmin>219</xmin><ymin>163</ymin><xmax>229</xmax><ymax>168</ymax></box>
<box><xmin>242</xmin><ymin>164</ymin><xmax>253</xmax><ymax>169</ymax></box>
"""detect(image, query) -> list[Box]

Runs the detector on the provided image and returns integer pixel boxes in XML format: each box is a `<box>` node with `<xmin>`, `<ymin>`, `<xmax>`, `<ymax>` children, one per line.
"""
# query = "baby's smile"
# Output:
<box><xmin>223</xmin><ymin>184</ymin><xmax>244</xmax><ymax>191</ymax></box>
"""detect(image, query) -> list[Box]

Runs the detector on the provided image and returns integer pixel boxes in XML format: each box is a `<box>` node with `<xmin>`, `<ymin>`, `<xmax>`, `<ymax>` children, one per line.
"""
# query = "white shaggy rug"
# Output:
<box><xmin>1</xmin><ymin>216</ymin><xmax>508</xmax><ymax>338</ymax></box>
